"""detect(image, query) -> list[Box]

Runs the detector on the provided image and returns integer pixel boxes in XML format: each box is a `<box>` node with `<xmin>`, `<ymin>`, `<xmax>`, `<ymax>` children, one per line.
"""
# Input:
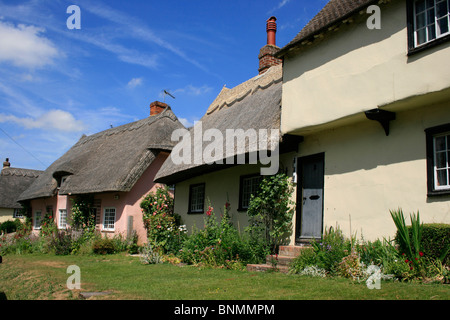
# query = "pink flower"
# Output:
<box><xmin>206</xmin><ymin>206</ymin><xmax>213</xmax><ymax>216</ymax></box>
<box><xmin>153</xmin><ymin>212</ymin><xmax>157</xmax><ymax>216</ymax></box>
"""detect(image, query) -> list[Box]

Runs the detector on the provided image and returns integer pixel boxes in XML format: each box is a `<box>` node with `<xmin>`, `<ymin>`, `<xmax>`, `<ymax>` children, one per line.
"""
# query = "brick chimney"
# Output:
<box><xmin>2</xmin><ymin>158</ymin><xmax>10</xmax><ymax>169</ymax></box>
<box><xmin>258</xmin><ymin>16</ymin><xmax>282</xmax><ymax>75</ymax></box>
<box><xmin>150</xmin><ymin>101</ymin><xmax>168</xmax><ymax>116</ymax></box>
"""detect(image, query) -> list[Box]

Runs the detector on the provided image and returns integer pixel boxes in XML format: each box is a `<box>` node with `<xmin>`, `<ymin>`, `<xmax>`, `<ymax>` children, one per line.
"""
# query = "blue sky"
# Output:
<box><xmin>0</xmin><ymin>0</ymin><xmax>328</xmax><ymax>170</ymax></box>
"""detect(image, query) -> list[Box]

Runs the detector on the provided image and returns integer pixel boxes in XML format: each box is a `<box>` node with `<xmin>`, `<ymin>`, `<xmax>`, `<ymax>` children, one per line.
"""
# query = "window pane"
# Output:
<box><xmin>416</xmin><ymin>11</ymin><xmax>426</xmax><ymax>27</ymax></box>
<box><xmin>190</xmin><ymin>185</ymin><xmax>204</xmax><ymax>212</ymax></box>
<box><xmin>436</xmin><ymin>152</ymin><xmax>447</xmax><ymax>168</ymax></box>
<box><xmin>428</xmin><ymin>23</ymin><xmax>437</xmax><ymax>39</ymax></box>
<box><xmin>427</xmin><ymin>0</ymin><xmax>435</xmax><ymax>9</ymax></box>
<box><xmin>436</xmin><ymin>169</ymin><xmax>448</xmax><ymax>186</ymax></box>
<box><xmin>438</xmin><ymin>17</ymin><xmax>449</xmax><ymax>34</ymax></box>
<box><xmin>427</xmin><ymin>7</ymin><xmax>436</xmax><ymax>23</ymax></box>
<box><xmin>416</xmin><ymin>0</ymin><xmax>426</xmax><ymax>12</ymax></box>
<box><xmin>437</xmin><ymin>0</ymin><xmax>448</xmax><ymax>17</ymax></box>
<box><xmin>417</xmin><ymin>27</ymin><xmax>427</xmax><ymax>44</ymax></box>
<box><xmin>435</xmin><ymin>136</ymin><xmax>446</xmax><ymax>151</ymax></box>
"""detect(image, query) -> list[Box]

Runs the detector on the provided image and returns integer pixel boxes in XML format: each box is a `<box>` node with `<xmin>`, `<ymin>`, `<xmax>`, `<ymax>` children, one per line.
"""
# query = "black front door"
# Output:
<box><xmin>296</xmin><ymin>153</ymin><xmax>324</xmax><ymax>241</ymax></box>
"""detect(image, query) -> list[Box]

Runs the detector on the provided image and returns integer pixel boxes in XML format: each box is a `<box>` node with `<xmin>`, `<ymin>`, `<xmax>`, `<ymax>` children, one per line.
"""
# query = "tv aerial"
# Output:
<box><xmin>162</xmin><ymin>89</ymin><xmax>175</xmax><ymax>103</ymax></box>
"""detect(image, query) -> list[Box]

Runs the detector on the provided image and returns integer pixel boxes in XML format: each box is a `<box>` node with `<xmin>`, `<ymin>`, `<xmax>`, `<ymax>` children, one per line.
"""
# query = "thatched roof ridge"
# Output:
<box><xmin>277</xmin><ymin>0</ymin><xmax>378</xmax><ymax>57</ymax></box>
<box><xmin>0</xmin><ymin>167</ymin><xmax>42</xmax><ymax>208</ymax></box>
<box><xmin>18</xmin><ymin>107</ymin><xmax>184</xmax><ymax>201</ymax></box>
<box><xmin>206</xmin><ymin>64</ymin><xmax>283</xmax><ymax>115</ymax></box>
<box><xmin>155</xmin><ymin>65</ymin><xmax>283</xmax><ymax>185</ymax></box>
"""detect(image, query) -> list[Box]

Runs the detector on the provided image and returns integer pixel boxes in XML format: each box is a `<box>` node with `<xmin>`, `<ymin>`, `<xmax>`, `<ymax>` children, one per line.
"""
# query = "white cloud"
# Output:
<box><xmin>0</xmin><ymin>109</ymin><xmax>86</xmax><ymax>133</ymax></box>
<box><xmin>0</xmin><ymin>21</ymin><xmax>59</xmax><ymax>68</ymax></box>
<box><xmin>173</xmin><ymin>84</ymin><xmax>213</xmax><ymax>96</ymax></box>
<box><xmin>178</xmin><ymin>117</ymin><xmax>194</xmax><ymax>128</ymax></box>
<box><xmin>268</xmin><ymin>0</ymin><xmax>291</xmax><ymax>13</ymax></box>
<box><xmin>127</xmin><ymin>77</ymin><xmax>143</xmax><ymax>88</ymax></box>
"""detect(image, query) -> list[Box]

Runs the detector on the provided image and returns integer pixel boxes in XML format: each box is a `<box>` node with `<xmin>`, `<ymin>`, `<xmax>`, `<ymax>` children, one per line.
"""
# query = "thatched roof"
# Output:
<box><xmin>155</xmin><ymin>64</ymin><xmax>283</xmax><ymax>185</ymax></box>
<box><xmin>277</xmin><ymin>0</ymin><xmax>378</xmax><ymax>57</ymax></box>
<box><xmin>18</xmin><ymin>107</ymin><xmax>185</xmax><ymax>201</ymax></box>
<box><xmin>0</xmin><ymin>167</ymin><xmax>42</xmax><ymax>208</ymax></box>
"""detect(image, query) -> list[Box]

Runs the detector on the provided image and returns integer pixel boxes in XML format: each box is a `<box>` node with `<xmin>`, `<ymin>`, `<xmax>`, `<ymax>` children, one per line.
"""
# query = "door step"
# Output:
<box><xmin>246</xmin><ymin>245</ymin><xmax>311</xmax><ymax>274</ymax></box>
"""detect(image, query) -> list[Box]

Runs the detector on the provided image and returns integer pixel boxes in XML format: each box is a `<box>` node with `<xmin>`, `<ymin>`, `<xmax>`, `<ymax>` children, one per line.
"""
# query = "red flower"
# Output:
<box><xmin>206</xmin><ymin>206</ymin><xmax>213</xmax><ymax>216</ymax></box>
<box><xmin>419</xmin><ymin>251</ymin><xmax>424</xmax><ymax>257</ymax></box>
<box><xmin>405</xmin><ymin>259</ymin><xmax>409</xmax><ymax>263</ymax></box>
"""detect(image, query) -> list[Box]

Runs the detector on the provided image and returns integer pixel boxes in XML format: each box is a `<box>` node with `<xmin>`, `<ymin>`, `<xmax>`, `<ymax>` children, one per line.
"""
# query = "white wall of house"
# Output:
<box><xmin>280</xmin><ymin>0</ymin><xmax>450</xmax><ymax>242</ymax></box>
<box><xmin>290</xmin><ymin>100</ymin><xmax>450</xmax><ymax>241</ymax></box>
<box><xmin>281</xmin><ymin>0</ymin><xmax>450</xmax><ymax>136</ymax></box>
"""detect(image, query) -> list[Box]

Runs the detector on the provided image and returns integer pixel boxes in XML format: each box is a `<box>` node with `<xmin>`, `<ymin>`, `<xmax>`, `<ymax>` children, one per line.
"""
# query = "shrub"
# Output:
<box><xmin>139</xmin><ymin>243</ymin><xmax>163</xmax><ymax>264</ymax></box>
<box><xmin>247</xmin><ymin>173</ymin><xmax>295</xmax><ymax>253</ymax></box>
<box><xmin>289</xmin><ymin>247</ymin><xmax>318</xmax><ymax>274</ymax></box>
<box><xmin>48</xmin><ymin>231</ymin><xmax>73</xmax><ymax>255</ymax></box>
<box><xmin>310</xmin><ymin>226</ymin><xmax>352</xmax><ymax>275</ymax></box>
<box><xmin>92</xmin><ymin>237</ymin><xmax>115</xmax><ymax>255</ymax></box>
<box><xmin>179</xmin><ymin>201</ymin><xmax>266</xmax><ymax>267</ymax></box>
<box><xmin>0</xmin><ymin>219</ymin><xmax>22</xmax><ymax>234</ymax></box>
<box><xmin>396</xmin><ymin>223</ymin><xmax>450</xmax><ymax>266</ymax></box>
<box><xmin>141</xmin><ymin>186</ymin><xmax>186</xmax><ymax>254</ymax></box>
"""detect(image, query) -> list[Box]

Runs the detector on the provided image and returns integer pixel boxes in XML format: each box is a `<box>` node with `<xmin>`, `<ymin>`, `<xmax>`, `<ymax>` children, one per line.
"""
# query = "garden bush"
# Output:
<box><xmin>0</xmin><ymin>219</ymin><xmax>22</xmax><ymax>234</ymax></box>
<box><xmin>179</xmin><ymin>202</ymin><xmax>268</xmax><ymax>268</ymax></box>
<box><xmin>247</xmin><ymin>173</ymin><xmax>294</xmax><ymax>253</ymax></box>
<box><xmin>92</xmin><ymin>237</ymin><xmax>116</xmax><ymax>255</ymax></box>
<box><xmin>395</xmin><ymin>223</ymin><xmax>450</xmax><ymax>266</ymax></box>
<box><xmin>141</xmin><ymin>186</ymin><xmax>186</xmax><ymax>254</ymax></box>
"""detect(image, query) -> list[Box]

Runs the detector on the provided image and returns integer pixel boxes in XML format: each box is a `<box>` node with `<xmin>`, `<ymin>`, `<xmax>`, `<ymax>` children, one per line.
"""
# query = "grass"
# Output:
<box><xmin>0</xmin><ymin>253</ymin><xmax>449</xmax><ymax>300</ymax></box>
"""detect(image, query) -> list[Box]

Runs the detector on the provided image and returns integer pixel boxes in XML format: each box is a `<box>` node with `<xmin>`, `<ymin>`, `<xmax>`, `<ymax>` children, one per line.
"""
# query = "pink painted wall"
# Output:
<box><xmin>30</xmin><ymin>152</ymin><xmax>169</xmax><ymax>245</ymax></box>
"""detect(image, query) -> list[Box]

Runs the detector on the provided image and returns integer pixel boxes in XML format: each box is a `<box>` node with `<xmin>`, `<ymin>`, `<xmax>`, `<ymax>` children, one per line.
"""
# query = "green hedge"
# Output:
<box><xmin>396</xmin><ymin>223</ymin><xmax>450</xmax><ymax>265</ymax></box>
<box><xmin>0</xmin><ymin>219</ymin><xmax>22</xmax><ymax>234</ymax></box>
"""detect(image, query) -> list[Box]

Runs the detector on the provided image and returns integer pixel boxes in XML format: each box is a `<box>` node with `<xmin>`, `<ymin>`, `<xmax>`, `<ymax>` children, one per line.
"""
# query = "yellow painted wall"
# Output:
<box><xmin>173</xmin><ymin>153</ymin><xmax>294</xmax><ymax>236</ymax></box>
<box><xmin>281</xmin><ymin>0</ymin><xmax>450</xmax><ymax>135</ymax></box>
<box><xmin>0</xmin><ymin>207</ymin><xmax>14</xmax><ymax>224</ymax></box>
<box><xmin>290</xmin><ymin>100</ymin><xmax>450</xmax><ymax>241</ymax></box>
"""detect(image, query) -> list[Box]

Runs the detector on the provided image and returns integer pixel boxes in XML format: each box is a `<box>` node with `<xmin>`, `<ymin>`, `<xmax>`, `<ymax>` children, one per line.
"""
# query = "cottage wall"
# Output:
<box><xmin>281</xmin><ymin>0</ymin><xmax>450</xmax><ymax>135</ymax></box>
<box><xmin>280</xmin><ymin>0</ymin><xmax>450</xmax><ymax>242</ymax></box>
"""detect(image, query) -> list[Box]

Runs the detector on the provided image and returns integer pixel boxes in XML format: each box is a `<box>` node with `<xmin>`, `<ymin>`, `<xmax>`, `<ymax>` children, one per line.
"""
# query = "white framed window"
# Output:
<box><xmin>189</xmin><ymin>183</ymin><xmax>205</xmax><ymax>213</ymax></box>
<box><xmin>103</xmin><ymin>207</ymin><xmax>116</xmax><ymax>231</ymax></box>
<box><xmin>433</xmin><ymin>132</ymin><xmax>450</xmax><ymax>190</ymax></box>
<box><xmin>13</xmin><ymin>208</ymin><xmax>24</xmax><ymax>219</ymax></box>
<box><xmin>414</xmin><ymin>0</ymin><xmax>450</xmax><ymax>47</ymax></box>
<box><xmin>239</xmin><ymin>175</ymin><xmax>262</xmax><ymax>210</ymax></box>
<box><xmin>34</xmin><ymin>210</ymin><xmax>42</xmax><ymax>229</ymax></box>
<box><xmin>59</xmin><ymin>209</ymin><xmax>67</xmax><ymax>229</ymax></box>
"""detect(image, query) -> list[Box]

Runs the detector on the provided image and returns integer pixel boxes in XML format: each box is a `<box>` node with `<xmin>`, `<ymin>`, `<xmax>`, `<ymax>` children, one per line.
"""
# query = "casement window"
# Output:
<box><xmin>34</xmin><ymin>210</ymin><xmax>42</xmax><ymax>229</ymax></box>
<box><xmin>59</xmin><ymin>209</ymin><xmax>67</xmax><ymax>229</ymax></box>
<box><xmin>103</xmin><ymin>207</ymin><xmax>116</xmax><ymax>231</ymax></box>
<box><xmin>425</xmin><ymin>124</ymin><xmax>450</xmax><ymax>195</ymax></box>
<box><xmin>188</xmin><ymin>183</ymin><xmax>205</xmax><ymax>214</ymax></box>
<box><xmin>13</xmin><ymin>208</ymin><xmax>24</xmax><ymax>219</ymax></box>
<box><xmin>239</xmin><ymin>174</ymin><xmax>263</xmax><ymax>211</ymax></box>
<box><xmin>408</xmin><ymin>0</ymin><xmax>450</xmax><ymax>52</ymax></box>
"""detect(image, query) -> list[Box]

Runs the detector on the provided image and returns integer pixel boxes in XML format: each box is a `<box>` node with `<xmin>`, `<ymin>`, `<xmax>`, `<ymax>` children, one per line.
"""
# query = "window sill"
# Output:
<box><xmin>408</xmin><ymin>34</ymin><xmax>450</xmax><ymax>56</ymax></box>
<box><xmin>187</xmin><ymin>211</ymin><xmax>204</xmax><ymax>215</ymax></box>
<box><xmin>427</xmin><ymin>189</ymin><xmax>450</xmax><ymax>197</ymax></box>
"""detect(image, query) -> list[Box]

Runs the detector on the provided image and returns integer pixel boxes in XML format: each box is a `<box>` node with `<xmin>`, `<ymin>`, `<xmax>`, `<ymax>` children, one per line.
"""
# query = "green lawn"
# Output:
<box><xmin>0</xmin><ymin>253</ymin><xmax>449</xmax><ymax>300</ymax></box>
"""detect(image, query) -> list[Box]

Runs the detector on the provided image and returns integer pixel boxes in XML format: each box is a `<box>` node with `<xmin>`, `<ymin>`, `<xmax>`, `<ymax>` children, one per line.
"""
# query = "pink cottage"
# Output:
<box><xmin>18</xmin><ymin>102</ymin><xmax>184</xmax><ymax>244</ymax></box>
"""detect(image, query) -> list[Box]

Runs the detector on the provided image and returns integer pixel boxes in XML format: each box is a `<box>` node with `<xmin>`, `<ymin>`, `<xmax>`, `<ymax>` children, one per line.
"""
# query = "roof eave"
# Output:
<box><xmin>276</xmin><ymin>0</ymin><xmax>379</xmax><ymax>58</ymax></box>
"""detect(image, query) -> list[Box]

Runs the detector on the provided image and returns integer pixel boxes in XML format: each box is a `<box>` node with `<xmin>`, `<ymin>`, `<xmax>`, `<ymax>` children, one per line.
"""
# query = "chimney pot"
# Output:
<box><xmin>150</xmin><ymin>101</ymin><xmax>168</xmax><ymax>116</ymax></box>
<box><xmin>3</xmin><ymin>158</ymin><xmax>10</xmax><ymax>169</ymax></box>
<box><xmin>266</xmin><ymin>16</ymin><xmax>277</xmax><ymax>46</ymax></box>
<box><xmin>258</xmin><ymin>16</ymin><xmax>282</xmax><ymax>74</ymax></box>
